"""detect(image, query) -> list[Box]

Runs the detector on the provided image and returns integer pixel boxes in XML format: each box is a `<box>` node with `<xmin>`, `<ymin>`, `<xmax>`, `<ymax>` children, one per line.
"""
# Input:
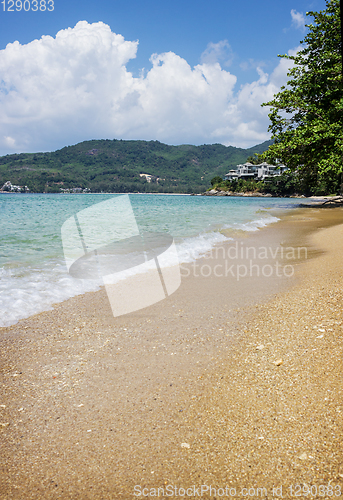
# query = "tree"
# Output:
<box><xmin>262</xmin><ymin>0</ymin><xmax>342</xmax><ymax>195</ymax></box>
<box><xmin>245</xmin><ymin>153</ymin><xmax>265</xmax><ymax>165</ymax></box>
<box><xmin>211</xmin><ymin>176</ymin><xmax>223</xmax><ymax>186</ymax></box>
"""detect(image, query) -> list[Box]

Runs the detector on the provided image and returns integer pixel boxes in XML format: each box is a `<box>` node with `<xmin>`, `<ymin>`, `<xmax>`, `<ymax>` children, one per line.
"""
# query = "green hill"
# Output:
<box><xmin>0</xmin><ymin>138</ymin><xmax>273</xmax><ymax>194</ymax></box>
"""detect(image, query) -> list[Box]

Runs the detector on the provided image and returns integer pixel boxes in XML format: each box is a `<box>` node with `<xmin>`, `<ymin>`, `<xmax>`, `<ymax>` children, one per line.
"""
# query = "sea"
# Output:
<box><xmin>0</xmin><ymin>193</ymin><xmax>302</xmax><ymax>327</ymax></box>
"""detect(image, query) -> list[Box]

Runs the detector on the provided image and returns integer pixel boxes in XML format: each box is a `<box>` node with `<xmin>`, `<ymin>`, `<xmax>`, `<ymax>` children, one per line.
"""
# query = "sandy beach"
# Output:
<box><xmin>1</xmin><ymin>205</ymin><xmax>343</xmax><ymax>499</ymax></box>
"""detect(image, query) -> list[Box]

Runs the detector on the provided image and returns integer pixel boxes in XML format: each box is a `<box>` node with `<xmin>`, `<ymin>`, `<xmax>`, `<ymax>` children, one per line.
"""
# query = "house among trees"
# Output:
<box><xmin>1</xmin><ymin>180</ymin><xmax>30</xmax><ymax>192</ymax></box>
<box><xmin>225</xmin><ymin>162</ymin><xmax>288</xmax><ymax>182</ymax></box>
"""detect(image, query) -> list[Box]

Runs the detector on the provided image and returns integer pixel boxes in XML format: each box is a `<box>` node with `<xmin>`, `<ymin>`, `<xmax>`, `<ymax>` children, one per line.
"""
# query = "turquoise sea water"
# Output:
<box><xmin>0</xmin><ymin>193</ymin><xmax>301</xmax><ymax>327</ymax></box>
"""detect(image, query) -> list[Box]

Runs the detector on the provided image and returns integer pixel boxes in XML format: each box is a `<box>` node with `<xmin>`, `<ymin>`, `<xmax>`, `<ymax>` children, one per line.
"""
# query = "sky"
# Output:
<box><xmin>0</xmin><ymin>0</ymin><xmax>327</xmax><ymax>155</ymax></box>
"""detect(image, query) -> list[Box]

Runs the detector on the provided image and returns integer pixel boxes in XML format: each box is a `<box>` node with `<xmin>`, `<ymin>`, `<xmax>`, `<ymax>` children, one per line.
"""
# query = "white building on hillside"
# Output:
<box><xmin>225</xmin><ymin>162</ymin><xmax>288</xmax><ymax>182</ymax></box>
<box><xmin>257</xmin><ymin>162</ymin><xmax>288</xmax><ymax>181</ymax></box>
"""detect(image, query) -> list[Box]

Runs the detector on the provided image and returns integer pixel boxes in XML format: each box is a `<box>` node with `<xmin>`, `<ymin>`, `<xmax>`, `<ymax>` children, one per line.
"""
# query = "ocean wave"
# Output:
<box><xmin>0</xmin><ymin>261</ymin><xmax>102</xmax><ymax>328</ymax></box>
<box><xmin>223</xmin><ymin>215</ymin><xmax>279</xmax><ymax>232</ymax></box>
<box><xmin>175</xmin><ymin>231</ymin><xmax>232</xmax><ymax>263</ymax></box>
<box><xmin>0</xmin><ymin>214</ymin><xmax>279</xmax><ymax>327</ymax></box>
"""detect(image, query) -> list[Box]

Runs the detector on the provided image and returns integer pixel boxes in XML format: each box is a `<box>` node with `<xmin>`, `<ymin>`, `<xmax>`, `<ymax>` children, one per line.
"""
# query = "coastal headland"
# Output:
<box><xmin>1</xmin><ymin>205</ymin><xmax>343</xmax><ymax>499</ymax></box>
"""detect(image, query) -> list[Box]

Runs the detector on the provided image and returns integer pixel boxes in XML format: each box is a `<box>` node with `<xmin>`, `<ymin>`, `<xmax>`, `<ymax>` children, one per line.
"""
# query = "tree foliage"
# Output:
<box><xmin>211</xmin><ymin>176</ymin><xmax>223</xmax><ymax>186</ymax></box>
<box><xmin>245</xmin><ymin>153</ymin><xmax>265</xmax><ymax>165</ymax></box>
<box><xmin>262</xmin><ymin>0</ymin><xmax>342</xmax><ymax>195</ymax></box>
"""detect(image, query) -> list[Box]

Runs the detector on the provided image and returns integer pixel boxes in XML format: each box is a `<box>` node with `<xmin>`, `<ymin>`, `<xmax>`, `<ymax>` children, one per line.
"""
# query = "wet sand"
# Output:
<box><xmin>1</xmin><ymin>206</ymin><xmax>343</xmax><ymax>499</ymax></box>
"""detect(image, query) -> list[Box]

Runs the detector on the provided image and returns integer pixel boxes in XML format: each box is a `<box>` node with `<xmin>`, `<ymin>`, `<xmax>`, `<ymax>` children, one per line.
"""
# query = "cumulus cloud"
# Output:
<box><xmin>0</xmin><ymin>21</ymin><xmax>294</xmax><ymax>153</ymax></box>
<box><xmin>291</xmin><ymin>9</ymin><xmax>306</xmax><ymax>30</ymax></box>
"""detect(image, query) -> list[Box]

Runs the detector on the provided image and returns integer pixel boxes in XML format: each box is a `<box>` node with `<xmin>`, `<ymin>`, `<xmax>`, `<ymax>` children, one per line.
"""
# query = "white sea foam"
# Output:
<box><xmin>223</xmin><ymin>215</ymin><xmax>279</xmax><ymax>232</ymax></box>
<box><xmin>0</xmin><ymin>262</ymin><xmax>102</xmax><ymax>327</ymax></box>
<box><xmin>175</xmin><ymin>231</ymin><xmax>231</xmax><ymax>263</ymax></box>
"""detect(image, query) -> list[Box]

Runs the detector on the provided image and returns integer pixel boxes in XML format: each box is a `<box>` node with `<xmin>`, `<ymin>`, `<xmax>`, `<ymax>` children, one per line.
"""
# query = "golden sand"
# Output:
<box><xmin>0</xmin><ymin>206</ymin><xmax>343</xmax><ymax>499</ymax></box>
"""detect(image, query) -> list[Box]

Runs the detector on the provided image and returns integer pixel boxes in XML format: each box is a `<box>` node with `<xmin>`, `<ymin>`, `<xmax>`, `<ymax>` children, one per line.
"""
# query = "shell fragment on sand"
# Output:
<box><xmin>273</xmin><ymin>359</ymin><xmax>283</xmax><ymax>366</ymax></box>
<box><xmin>181</xmin><ymin>443</ymin><xmax>190</xmax><ymax>449</ymax></box>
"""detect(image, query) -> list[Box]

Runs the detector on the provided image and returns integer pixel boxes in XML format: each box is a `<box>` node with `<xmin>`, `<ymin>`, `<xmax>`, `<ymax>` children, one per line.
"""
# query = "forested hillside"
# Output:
<box><xmin>0</xmin><ymin>138</ymin><xmax>272</xmax><ymax>193</ymax></box>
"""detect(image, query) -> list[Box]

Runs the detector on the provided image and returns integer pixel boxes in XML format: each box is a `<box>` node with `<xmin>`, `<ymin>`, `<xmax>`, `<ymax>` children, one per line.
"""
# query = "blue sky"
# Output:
<box><xmin>0</xmin><ymin>0</ymin><xmax>327</xmax><ymax>154</ymax></box>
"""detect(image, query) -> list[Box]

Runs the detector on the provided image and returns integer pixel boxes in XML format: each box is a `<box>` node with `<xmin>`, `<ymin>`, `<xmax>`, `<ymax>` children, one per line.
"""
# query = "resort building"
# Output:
<box><xmin>225</xmin><ymin>162</ymin><xmax>288</xmax><ymax>182</ymax></box>
<box><xmin>0</xmin><ymin>180</ymin><xmax>30</xmax><ymax>192</ymax></box>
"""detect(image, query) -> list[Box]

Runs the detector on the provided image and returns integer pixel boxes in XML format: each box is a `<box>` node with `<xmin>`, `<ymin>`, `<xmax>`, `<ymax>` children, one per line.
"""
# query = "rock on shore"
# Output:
<box><xmin>202</xmin><ymin>189</ymin><xmax>272</xmax><ymax>197</ymax></box>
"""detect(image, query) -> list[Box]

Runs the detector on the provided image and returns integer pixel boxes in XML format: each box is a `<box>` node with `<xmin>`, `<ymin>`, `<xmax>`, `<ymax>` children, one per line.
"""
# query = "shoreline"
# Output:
<box><xmin>1</xmin><ymin>190</ymin><xmax>340</xmax><ymax>200</ymax></box>
<box><xmin>0</xmin><ymin>197</ymin><xmax>295</xmax><ymax>329</ymax></box>
<box><xmin>1</xmin><ymin>205</ymin><xmax>343</xmax><ymax>498</ymax></box>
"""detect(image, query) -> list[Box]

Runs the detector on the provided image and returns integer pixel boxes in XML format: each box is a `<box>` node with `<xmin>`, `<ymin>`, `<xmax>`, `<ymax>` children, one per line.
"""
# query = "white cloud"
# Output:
<box><xmin>240</xmin><ymin>59</ymin><xmax>267</xmax><ymax>72</ymax></box>
<box><xmin>0</xmin><ymin>21</ymin><xmax>294</xmax><ymax>153</ymax></box>
<box><xmin>291</xmin><ymin>9</ymin><xmax>306</xmax><ymax>30</ymax></box>
<box><xmin>200</xmin><ymin>40</ymin><xmax>233</xmax><ymax>67</ymax></box>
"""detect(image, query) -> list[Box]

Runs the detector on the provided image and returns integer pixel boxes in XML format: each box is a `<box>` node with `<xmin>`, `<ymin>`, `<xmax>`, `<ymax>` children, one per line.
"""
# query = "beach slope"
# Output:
<box><xmin>1</xmin><ymin>207</ymin><xmax>343</xmax><ymax>498</ymax></box>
